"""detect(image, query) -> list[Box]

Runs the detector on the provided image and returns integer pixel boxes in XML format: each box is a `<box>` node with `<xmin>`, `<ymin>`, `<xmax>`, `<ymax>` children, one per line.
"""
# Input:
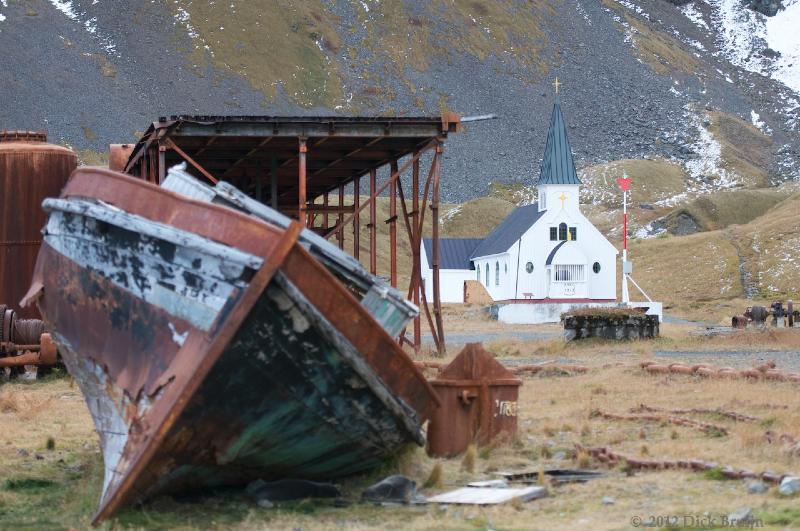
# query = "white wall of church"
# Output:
<box><xmin>420</xmin><ymin>244</ymin><xmax>477</xmax><ymax>303</ymax></box>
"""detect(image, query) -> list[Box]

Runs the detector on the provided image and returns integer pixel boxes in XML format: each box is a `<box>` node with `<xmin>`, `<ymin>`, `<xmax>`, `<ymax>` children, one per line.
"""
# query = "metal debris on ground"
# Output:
<box><xmin>495</xmin><ymin>469</ymin><xmax>604</xmax><ymax>485</ymax></box>
<box><xmin>630</xmin><ymin>404</ymin><xmax>761</xmax><ymax>423</ymax></box>
<box><xmin>576</xmin><ymin>444</ymin><xmax>794</xmax><ymax>484</ymax></box>
<box><xmin>591</xmin><ymin>409</ymin><xmax>729</xmax><ymax>436</ymax></box>
<box><xmin>428</xmin><ymin>486</ymin><xmax>546</xmax><ymax>505</ymax></box>
<box><xmin>24</xmin><ymin>166</ymin><xmax>439</xmax><ymax>524</ymax></box>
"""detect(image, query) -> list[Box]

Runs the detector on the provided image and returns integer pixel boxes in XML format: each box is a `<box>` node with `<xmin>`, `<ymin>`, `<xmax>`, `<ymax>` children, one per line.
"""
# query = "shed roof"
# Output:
<box><xmin>470</xmin><ymin>203</ymin><xmax>545</xmax><ymax>259</ymax></box>
<box><xmin>423</xmin><ymin>238</ymin><xmax>483</xmax><ymax>270</ymax></box>
<box><xmin>123</xmin><ymin>114</ymin><xmax>460</xmax><ymax>207</ymax></box>
<box><xmin>536</xmin><ymin>98</ymin><xmax>581</xmax><ymax>186</ymax></box>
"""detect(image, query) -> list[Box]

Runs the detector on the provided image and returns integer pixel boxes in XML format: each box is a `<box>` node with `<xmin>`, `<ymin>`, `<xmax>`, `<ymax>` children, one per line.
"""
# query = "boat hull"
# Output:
<box><xmin>25</xmin><ymin>168</ymin><xmax>439</xmax><ymax>523</ymax></box>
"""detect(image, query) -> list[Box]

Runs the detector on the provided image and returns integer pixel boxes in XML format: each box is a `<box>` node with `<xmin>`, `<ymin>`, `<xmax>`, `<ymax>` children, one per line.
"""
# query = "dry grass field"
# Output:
<box><xmin>2</xmin><ymin>321</ymin><xmax>800</xmax><ymax>530</ymax></box>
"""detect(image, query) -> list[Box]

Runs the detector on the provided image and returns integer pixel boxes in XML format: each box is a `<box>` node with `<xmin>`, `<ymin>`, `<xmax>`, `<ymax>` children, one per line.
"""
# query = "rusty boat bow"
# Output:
<box><xmin>25</xmin><ymin>167</ymin><xmax>439</xmax><ymax>524</ymax></box>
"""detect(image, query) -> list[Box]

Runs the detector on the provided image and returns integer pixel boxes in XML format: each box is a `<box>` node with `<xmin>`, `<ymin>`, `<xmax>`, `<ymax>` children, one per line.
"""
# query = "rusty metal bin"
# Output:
<box><xmin>426</xmin><ymin>343</ymin><xmax>522</xmax><ymax>457</ymax></box>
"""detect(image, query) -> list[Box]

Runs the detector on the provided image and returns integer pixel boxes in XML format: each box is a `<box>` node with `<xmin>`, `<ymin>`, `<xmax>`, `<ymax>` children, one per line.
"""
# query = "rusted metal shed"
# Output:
<box><xmin>0</xmin><ymin>131</ymin><xmax>76</xmax><ymax>318</ymax></box>
<box><xmin>121</xmin><ymin>115</ymin><xmax>461</xmax><ymax>354</ymax></box>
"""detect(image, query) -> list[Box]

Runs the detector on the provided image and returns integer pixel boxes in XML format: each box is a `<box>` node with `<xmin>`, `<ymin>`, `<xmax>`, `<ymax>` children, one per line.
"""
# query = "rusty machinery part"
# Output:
<box><xmin>590</xmin><ymin>409</ymin><xmax>728</xmax><ymax>436</ymax></box>
<box><xmin>14</xmin><ymin>318</ymin><xmax>46</xmax><ymax>345</ymax></box>
<box><xmin>0</xmin><ymin>304</ymin><xmax>16</xmax><ymax>344</ymax></box>
<box><xmin>630</xmin><ymin>404</ymin><xmax>761</xmax><ymax>423</ymax></box>
<box><xmin>575</xmin><ymin>444</ymin><xmax>789</xmax><ymax>484</ymax></box>
<box><xmin>639</xmin><ymin>360</ymin><xmax>800</xmax><ymax>383</ymax></box>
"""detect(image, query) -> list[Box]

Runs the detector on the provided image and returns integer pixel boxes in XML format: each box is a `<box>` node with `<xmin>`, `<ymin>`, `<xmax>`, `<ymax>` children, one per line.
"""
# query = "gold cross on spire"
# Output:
<box><xmin>553</xmin><ymin>77</ymin><xmax>562</xmax><ymax>94</ymax></box>
<box><xmin>559</xmin><ymin>192</ymin><xmax>567</xmax><ymax>208</ymax></box>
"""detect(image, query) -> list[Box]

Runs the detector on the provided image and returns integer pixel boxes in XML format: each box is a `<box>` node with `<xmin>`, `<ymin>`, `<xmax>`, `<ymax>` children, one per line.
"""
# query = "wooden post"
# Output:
<box><xmin>353</xmin><ymin>176</ymin><xmax>360</xmax><ymax>260</ymax></box>
<box><xmin>298</xmin><ymin>138</ymin><xmax>307</xmax><ymax>226</ymax></box>
<box><xmin>369</xmin><ymin>168</ymin><xmax>377</xmax><ymax>275</ymax></box>
<box><xmin>412</xmin><ymin>153</ymin><xmax>421</xmax><ymax>353</ymax></box>
<box><xmin>390</xmin><ymin>160</ymin><xmax>398</xmax><ymax>288</ymax></box>
<box><xmin>338</xmin><ymin>184</ymin><xmax>345</xmax><ymax>250</ymax></box>
<box><xmin>270</xmin><ymin>155</ymin><xmax>278</xmax><ymax>210</ymax></box>
<box><xmin>431</xmin><ymin>142</ymin><xmax>445</xmax><ymax>355</ymax></box>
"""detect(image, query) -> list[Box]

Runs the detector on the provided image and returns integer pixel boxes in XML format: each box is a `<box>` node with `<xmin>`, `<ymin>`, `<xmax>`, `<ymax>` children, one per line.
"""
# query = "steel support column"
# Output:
<box><xmin>157</xmin><ymin>143</ymin><xmax>166</xmax><ymax>183</ymax></box>
<box><xmin>338</xmin><ymin>184</ymin><xmax>345</xmax><ymax>250</ymax></box>
<box><xmin>323</xmin><ymin>192</ymin><xmax>329</xmax><ymax>230</ymax></box>
<box><xmin>389</xmin><ymin>160</ymin><xmax>398</xmax><ymax>288</ymax></box>
<box><xmin>431</xmin><ymin>142</ymin><xmax>446</xmax><ymax>355</ymax></box>
<box><xmin>298</xmin><ymin>138</ymin><xmax>307</xmax><ymax>227</ymax></box>
<box><xmin>270</xmin><ymin>155</ymin><xmax>278</xmax><ymax>210</ymax></box>
<box><xmin>369</xmin><ymin>168</ymin><xmax>377</xmax><ymax>275</ymax></box>
<box><xmin>353</xmin><ymin>176</ymin><xmax>360</xmax><ymax>260</ymax></box>
<box><xmin>412</xmin><ymin>154</ymin><xmax>421</xmax><ymax>352</ymax></box>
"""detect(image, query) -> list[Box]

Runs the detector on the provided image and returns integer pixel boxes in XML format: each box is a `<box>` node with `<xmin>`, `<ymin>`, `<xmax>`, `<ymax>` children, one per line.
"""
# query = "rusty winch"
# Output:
<box><xmin>0</xmin><ymin>304</ymin><xmax>58</xmax><ymax>376</ymax></box>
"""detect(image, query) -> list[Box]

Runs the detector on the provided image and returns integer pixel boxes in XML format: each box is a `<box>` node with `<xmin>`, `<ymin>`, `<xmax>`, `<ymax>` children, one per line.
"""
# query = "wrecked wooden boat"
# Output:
<box><xmin>23</xmin><ymin>167</ymin><xmax>439</xmax><ymax>524</ymax></box>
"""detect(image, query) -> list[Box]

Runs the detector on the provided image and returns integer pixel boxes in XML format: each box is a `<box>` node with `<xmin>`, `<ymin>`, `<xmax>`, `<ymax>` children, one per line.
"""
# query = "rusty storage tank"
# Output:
<box><xmin>0</xmin><ymin>131</ymin><xmax>77</xmax><ymax>318</ymax></box>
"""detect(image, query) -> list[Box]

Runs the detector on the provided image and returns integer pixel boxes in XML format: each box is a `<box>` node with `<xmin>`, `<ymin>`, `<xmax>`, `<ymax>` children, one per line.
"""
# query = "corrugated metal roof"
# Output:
<box><xmin>470</xmin><ymin>203</ymin><xmax>545</xmax><ymax>258</ymax></box>
<box><xmin>536</xmin><ymin>98</ymin><xmax>581</xmax><ymax>186</ymax></box>
<box><xmin>423</xmin><ymin>238</ymin><xmax>483</xmax><ymax>270</ymax></box>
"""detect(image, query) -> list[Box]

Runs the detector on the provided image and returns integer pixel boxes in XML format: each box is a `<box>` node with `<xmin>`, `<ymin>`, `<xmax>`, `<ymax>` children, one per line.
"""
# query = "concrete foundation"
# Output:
<box><xmin>491</xmin><ymin>302</ymin><xmax>617</xmax><ymax>324</ymax></box>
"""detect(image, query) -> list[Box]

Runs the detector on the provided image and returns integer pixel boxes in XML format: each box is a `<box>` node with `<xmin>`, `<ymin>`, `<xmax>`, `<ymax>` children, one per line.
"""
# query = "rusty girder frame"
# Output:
<box><xmin>128</xmin><ymin>131</ymin><xmax>448</xmax><ymax>356</ymax></box>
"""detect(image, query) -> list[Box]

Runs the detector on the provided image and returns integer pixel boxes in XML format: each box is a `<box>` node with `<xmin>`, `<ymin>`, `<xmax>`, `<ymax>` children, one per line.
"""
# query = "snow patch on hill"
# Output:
<box><xmin>701</xmin><ymin>0</ymin><xmax>800</xmax><ymax>95</ymax></box>
<box><xmin>45</xmin><ymin>0</ymin><xmax>118</xmax><ymax>55</ymax></box>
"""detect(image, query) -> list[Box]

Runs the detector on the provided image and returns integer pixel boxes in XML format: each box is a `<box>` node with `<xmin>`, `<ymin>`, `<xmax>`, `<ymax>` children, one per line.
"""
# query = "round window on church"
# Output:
<box><xmin>593</xmin><ymin>262</ymin><xmax>601</xmax><ymax>274</ymax></box>
<box><xmin>525</xmin><ymin>262</ymin><xmax>534</xmax><ymax>274</ymax></box>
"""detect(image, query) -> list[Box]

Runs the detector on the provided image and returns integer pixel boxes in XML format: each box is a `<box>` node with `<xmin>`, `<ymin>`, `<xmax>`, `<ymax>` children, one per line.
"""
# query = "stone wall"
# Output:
<box><xmin>563</xmin><ymin>313</ymin><xmax>660</xmax><ymax>340</ymax></box>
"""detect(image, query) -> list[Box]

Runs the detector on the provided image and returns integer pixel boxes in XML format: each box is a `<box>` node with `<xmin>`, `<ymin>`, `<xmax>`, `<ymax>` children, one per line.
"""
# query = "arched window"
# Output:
<box><xmin>593</xmin><ymin>262</ymin><xmax>601</xmax><ymax>274</ymax></box>
<box><xmin>504</xmin><ymin>263</ymin><xmax>508</xmax><ymax>274</ymax></box>
<box><xmin>495</xmin><ymin>262</ymin><xmax>500</xmax><ymax>286</ymax></box>
<box><xmin>569</xmin><ymin>227</ymin><xmax>577</xmax><ymax>241</ymax></box>
<box><xmin>484</xmin><ymin>264</ymin><xmax>489</xmax><ymax>285</ymax></box>
<box><xmin>558</xmin><ymin>222</ymin><xmax>568</xmax><ymax>241</ymax></box>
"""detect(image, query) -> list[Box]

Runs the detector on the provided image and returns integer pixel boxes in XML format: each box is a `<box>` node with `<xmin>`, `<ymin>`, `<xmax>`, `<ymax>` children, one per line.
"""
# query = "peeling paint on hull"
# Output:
<box><xmin>27</xmin><ymin>168</ymin><xmax>439</xmax><ymax>524</ymax></box>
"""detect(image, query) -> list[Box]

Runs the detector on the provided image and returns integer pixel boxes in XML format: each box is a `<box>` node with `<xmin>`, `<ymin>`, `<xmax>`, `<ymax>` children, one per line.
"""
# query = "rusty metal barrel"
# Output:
<box><xmin>0</xmin><ymin>131</ymin><xmax>77</xmax><ymax>318</ymax></box>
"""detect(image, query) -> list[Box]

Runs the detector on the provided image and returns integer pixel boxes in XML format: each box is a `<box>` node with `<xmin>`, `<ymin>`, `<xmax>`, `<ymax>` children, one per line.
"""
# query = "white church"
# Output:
<box><xmin>421</xmin><ymin>96</ymin><xmax>619</xmax><ymax>323</ymax></box>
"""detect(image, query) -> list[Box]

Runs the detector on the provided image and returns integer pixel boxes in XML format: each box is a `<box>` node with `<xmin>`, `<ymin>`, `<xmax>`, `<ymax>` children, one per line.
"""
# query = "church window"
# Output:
<box><xmin>504</xmin><ymin>263</ymin><xmax>508</xmax><ymax>274</ymax></box>
<box><xmin>485</xmin><ymin>264</ymin><xmax>489</xmax><ymax>285</ymax></box>
<box><xmin>558</xmin><ymin>223</ymin><xmax>567</xmax><ymax>241</ymax></box>
<box><xmin>593</xmin><ymin>262</ymin><xmax>601</xmax><ymax>274</ymax></box>
<box><xmin>569</xmin><ymin>227</ymin><xmax>577</xmax><ymax>241</ymax></box>
<box><xmin>525</xmin><ymin>262</ymin><xmax>534</xmax><ymax>274</ymax></box>
<box><xmin>495</xmin><ymin>262</ymin><xmax>500</xmax><ymax>286</ymax></box>
<box><xmin>550</xmin><ymin>227</ymin><xmax>557</xmax><ymax>241</ymax></box>
<box><xmin>554</xmin><ymin>264</ymin><xmax>585</xmax><ymax>282</ymax></box>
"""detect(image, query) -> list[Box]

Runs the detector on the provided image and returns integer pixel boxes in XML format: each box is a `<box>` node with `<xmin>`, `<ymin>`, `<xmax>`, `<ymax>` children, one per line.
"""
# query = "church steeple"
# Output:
<box><xmin>536</xmin><ymin>93</ymin><xmax>581</xmax><ymax>186</ymax></box>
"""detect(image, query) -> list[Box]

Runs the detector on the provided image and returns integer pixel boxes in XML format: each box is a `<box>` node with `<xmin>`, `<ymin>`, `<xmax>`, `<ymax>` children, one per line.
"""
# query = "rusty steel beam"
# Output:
<box><xmin>325</xmin><ymin>142</ymin><xmax>434</xmax><ymax>242</ymax></box>
<box><xmin>431</xmin><ymin>143</ymin><xmax>445</xmax><ymax>355</ymax></box>
<box><xmin>298</xmin><ymin>138</ymin><xmax>307</xmax><ymax>227</ymax></box>
<box><xmin>164</xmin><ymin>139</ymin><xmax>218</xmax><ymax>184</ymax></box>
<box><xmin>389</xmin><ymin>160</ymin><xmax>398</xmax><ymax>288</ymax></box>
<box><xmin>338</xmin><ymin>184</ymin><xmax>345</xmax><ymax>250</ymax></box>
<box><xmin>412</xmin><ymin>154</ymin><xmax>421</xmax><ymax>352</ymax></box>
<box><xmin>369</xmin><ymin>168</ymin><xmax>377</xmax><ymax>275</ymax></box>
<box><xmin>353</xmin><ymin>176</ymin><xmax>360</xmax><ymax>260</ymax></box>
<box><xmin>323</xmin><ymin>192</ymin><xmax>329</xmax><ymax>230</ymax></box>
<box><xmin>270</xmin><ymin>155</ymin><xmax>278</xmax><ymax>210</ymax></box>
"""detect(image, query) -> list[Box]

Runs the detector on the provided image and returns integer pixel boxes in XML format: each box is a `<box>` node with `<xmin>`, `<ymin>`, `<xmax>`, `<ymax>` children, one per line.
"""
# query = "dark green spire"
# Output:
<box><xmin>536</xmin><ymin>97</ymin><xmax>581</xmax><ymax>186</ymax></box>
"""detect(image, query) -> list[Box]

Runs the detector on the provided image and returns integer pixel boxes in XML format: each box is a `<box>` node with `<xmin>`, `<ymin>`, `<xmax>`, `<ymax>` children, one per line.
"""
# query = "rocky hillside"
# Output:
<box><xmin>0</xmin><ymin>0</ymin><xmax>798</xmax><ymax>202</ymax></box>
